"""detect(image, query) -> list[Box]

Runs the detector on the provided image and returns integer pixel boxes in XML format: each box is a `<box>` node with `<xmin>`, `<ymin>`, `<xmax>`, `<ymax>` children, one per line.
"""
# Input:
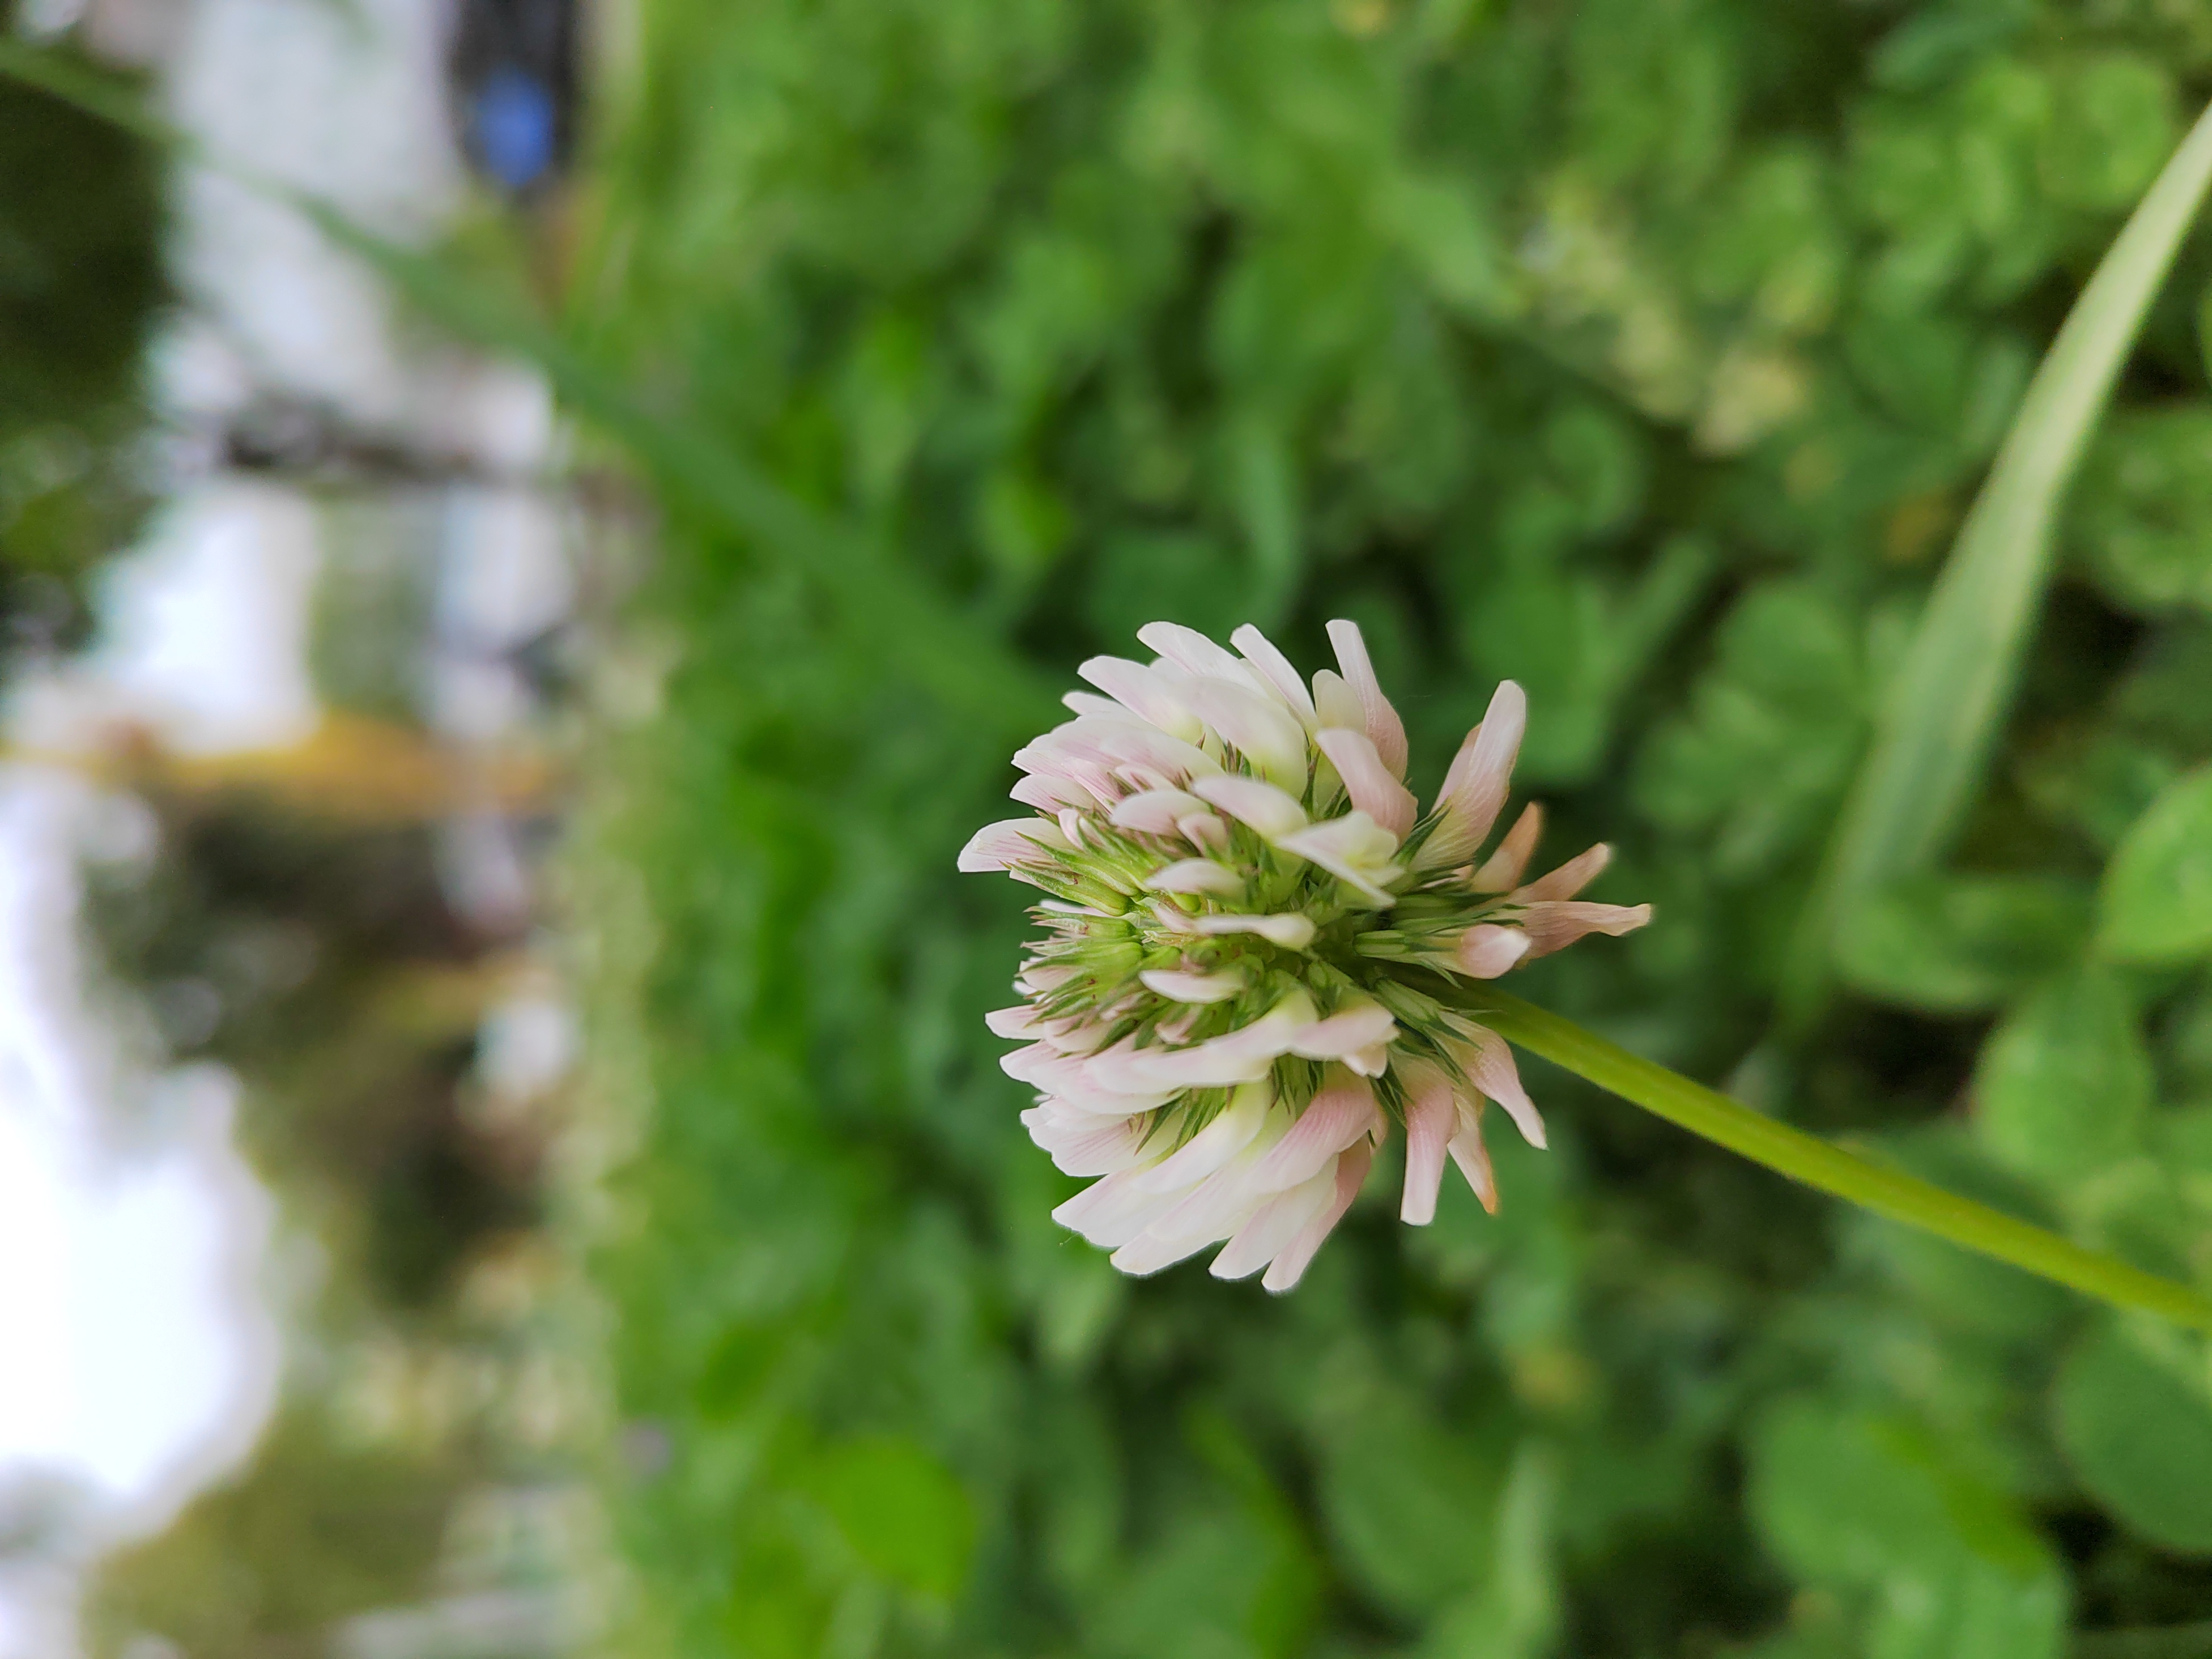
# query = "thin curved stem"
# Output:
<box><xmin>1445</xmin><ymin>989</ymin><xmax>2212</xmax><ymax>1333</ymax></box>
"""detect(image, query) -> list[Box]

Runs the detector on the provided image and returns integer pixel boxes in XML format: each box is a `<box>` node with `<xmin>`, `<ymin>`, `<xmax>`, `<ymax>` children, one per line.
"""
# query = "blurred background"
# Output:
<box><xmin>5</xmin><ymin>0</ymin><xmax>2212</xmax><ymax>1655</ymax></box>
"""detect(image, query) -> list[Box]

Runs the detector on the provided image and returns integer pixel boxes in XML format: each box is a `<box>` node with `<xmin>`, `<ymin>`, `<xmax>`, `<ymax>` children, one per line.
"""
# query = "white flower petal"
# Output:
<box><xmin>1455</xmin><ymin>924</ymin><xmax>1530</xmax><ymax>979</ymax></box>
<box><xmin>1137</xmin><ymin>621</ymin><xmax>1260</xmax><ymax>690</ymax></box>
<box><xmin>1129</xmin><ymin>1082</ymin><xmax>1271</xmax><ymax>1194</ymax></box>
<box><xmin>1140</xmin><ymin>966</ymin><xmax>1247</xmax><ymax>1003</ymax></box>
<box><xmin>1210</xmin><ymin>1163</ymin><xmax>1338</xmax><ymax>1280</ymax></box>
<box><xmin>1062</xmin><ymin>690</ymin><xmax>1130</xmax><ymax>721</ymax></box>
<box><xmin>1287</xmin><ymin>1002</ymin><xmax>1398</xmax><ymax>1060</ymax></box>
<box><xmin>1311</xmin><ymin>669</ymin><xmax>1365</xmax><ymax>733</ymax></box>
<box><xmin>1110</xmin><ymin>788</ymin><xmax>1210</xmax><ymax>835</ymax></box>
<box><xmin>1192</xmin><ymin>775</ymin><xmax>1308</xmax><ymax>840</ymax></box>
<box><xmin>1230</xmin><ymin>624</ymin><xmax>1318</xmax><ymax>727</ymax></box>
<box><xmin>1010</xmin><ymin>772</ymin><xmax>1102</xmax><ymax>813</ymax></box>
<box><xmin>1325</xmin><ymin>619</ymin><xmax>1409</xmax><ymax>780</ymax></box>
<box><xmin>1263</xmin><ymin>1138</ymin><xmax>1373</xmax><ymax>1292</ymax></box>
<box><xmin>1145</xmin><ymin>858</ymin><xmax>1244</xmax><ymax>897</ymax></box>
<box><xmin>1110</xmin><ymin>1228</ymin><xmax>1222</xmax><ymax>1277</ymax></box>
<box><xmin>1183</xmin><ymin>678</ymin><xmax>1309</xmax><ymax>789</ymax></box>
<box><xmin>1177</xmin><ymin>812</ymin><xmax>1231</xmax><ymax>852</ymax></box>
<box><xmin>958</xmin><ymin>816</ymin><xmax>1073</xmax><ymax>873</ymax></box>
<box><xmin>1052</xmin><ymin>1167</ymin><xmax>1182</xmax><ymax>1247</ymax></box>
<box><xmin>1275</xmin><ymin>812</ymin><xmax>1402</xmax><ymax>905</ymax></box>
<box><xmin>1314</xmin><ymin>728</ymin><xmax>1417</xmax><ymax>840</ymax></box>
<box><xmin>1193</xmin><ymin>912</ymin><xmax>1317</xmax><ymax>948</ymax></box>
<box><xmin>1078</xmin><ymin>655</ymin><xmax>1206</xmax><ymax>742</ymax></box>
<box><xmin>985</xmin><ymin>1005</ymin><xmax>1043</xmax><ymax>1040</ymax></box>
<box><xmin>1419</xmin><ymin>680</ymin><xmax>1526</xmax><ymax>871</ymax></box>
<box><xmin>1113</xmin><ymin>996</ymin><xmax>1315</xmax><ymax>1088</ymax></box>
<box><xmin>1023</xmin><ymin>1103</ymin><xmax>1146</xmax><ymax>1176</ymax></box>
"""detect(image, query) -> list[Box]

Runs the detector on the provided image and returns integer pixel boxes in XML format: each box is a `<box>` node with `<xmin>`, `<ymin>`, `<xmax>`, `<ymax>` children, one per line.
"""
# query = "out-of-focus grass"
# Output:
<box><xmin>562</xmin><ymin>3</ymin><xmax>2212</xmax><ymax>1654</ymax></box>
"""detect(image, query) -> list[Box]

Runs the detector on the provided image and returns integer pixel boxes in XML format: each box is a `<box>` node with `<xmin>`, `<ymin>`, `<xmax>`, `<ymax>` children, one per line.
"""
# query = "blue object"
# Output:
<box><xmin>471</xmin><ymin>64</ymin><xmax>556</xmax><ymax>192</ymax></box>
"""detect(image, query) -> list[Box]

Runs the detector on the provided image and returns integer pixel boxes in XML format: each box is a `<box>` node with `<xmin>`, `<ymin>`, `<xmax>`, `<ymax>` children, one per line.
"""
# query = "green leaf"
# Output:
<box><xmin>2055</xmin><ymin>1321</ymin><xmax>2212</xmax><ymax>1553</ymax></box>
<box><xmin>1835</xmin><ymin>873</ymin><xmax>2091</xmax><ymax>1013</ymax></box>
<box><xmin>2099</xmin><ymin>766</ymin><xmax>2212</xmax><ymax>964</ymax></box>
<box><xmin>1749</xmin><ymin>1402</ymin><xmax>2066</xmax><ymax>1659</ymax></box>
<box><xmin>1749</xmin><ymin>1402</ymin><xmax>1982</xmax><ymax>1587</ymax></box>
<box><xmin>1973</xmin><ymin>966</ymin><xmax>2152</xmax><ymax>1186</ymax></box>
<box><xmin>803</xmin><ymin>1435</ymin><xmax>977</xmax><ymax>1602</ymax></box>
<box><xmin>2071</xmin><ymin>407</ymin><xmax>2212</xmax><ymax>615</ymax></box>
<box><xmin>1316</xmin><ymin>1388</ymin><xmax>1507</xmax><ymax>1619</ymax></box>
<box><xmin>1784</xmin><ymin>97</ymin><xmax>2212</xmax><ymax>1024</ymax></box>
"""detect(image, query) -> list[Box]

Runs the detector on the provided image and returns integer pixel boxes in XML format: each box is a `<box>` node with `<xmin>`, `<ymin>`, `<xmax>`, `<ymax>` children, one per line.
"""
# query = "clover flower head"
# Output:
<box><xmin>959</xmin><ymin>619</ymin><xmax>1651</xmax><ymax>1291</ymax></box>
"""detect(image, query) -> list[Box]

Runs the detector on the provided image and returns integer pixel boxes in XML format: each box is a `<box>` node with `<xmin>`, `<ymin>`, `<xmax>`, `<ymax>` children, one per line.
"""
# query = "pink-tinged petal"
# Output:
<box><xmin>1418</xmin><ymin>680</ymin><xmax>1526</xmax><ymax>871</ymax></box>
<box><xmin>1184</xmin><ymin>678</ymin><xmax>1309</xmax><ymax>788</ymax></box>
<box><xmin>1005</xmin><ymin>1045</ymin><xmax>1176</xmax><ymax>1116</ymax></box>
<box><xmin>1062</xmin><ymin>690</ymin><xmax>1129</xmax><ymax>721</ymax></box>
<box><xmin>1447</xmin><ymin>1122</ymin><xmax>1498</xmax><ymax>1214</ymax></box>
<box><xmin>1011</xmin><ymin>772</ymin><xmax>1101</xmax><ymax>813</ymax></box>
<box><xmin>1455</xmin><ymin>924</ymin><xmax>1530</xmax><ymax>979</ymax></box>
<box><xmin>958</xmin><ymin>817</ymin><xmax>1073</xmax><ymax>873</ymax></box>
<box><xmin>1520</xmin><ymin>900</ymin><xmax>1652</xmax><ymax>958</ymax></box>
<box><xmin>1192</xmin><ymin>774</ymin><xmax>1309</xmax><ymax>839</ymax></box>
<box><xmin>1103</xmin><ymin>999</ymin><xmax>1312</xmax><ymax>1091</ymax></box>
<box><xmin>1325</xmin><ymin>619</ymin><xmax>1410</xmax><ymax>780</ymax></box>
<box><xmin>1453</xmin><ymin>1024</ymin><xmax>1545</xmax><ymax>1148</ymax></box>
<box><xmin>1111</xmin><ymin>787</ymin><xmax>1211</xmax><ymax>835</ymax></box>
<box><xmin>1399</xmin><ymin>1062</ymin><xmax>1458</xmax><ymax>1224</ymax></box>
<box><xmin>1022</xmin><ymin>1103</ymin><xmax>1145</xmax><ymax>1176</ymax></box>
<box><xmin>1471</xmin><ymin>802</ymin><xmax>1544</xmax><ymax>892</ymax></box>
<box><xmin>1193</xmin><ymin>912</ymin><xmax>1317</xmax><ymax>948</ymax></box>
<box><xmin>1288</xmin><ymin>1002</ymin><xmax>1398</xmax><ymax>1060</ymax></box>
<box><xmin>1052</xmin><ymin>1167</ymin><xmax>1182</xmax><ymax>1247</ymax></box>
<box><xmin>1209</xmin><ymin>1164</ymin><xmax>1337</xmax><ymax>1280</ymax></box>
<box><xmin>1242</xmin><ymin>1071</ymin><xmax>1377</xmax><ymax>1194</ymax></box>
<box><xmin>1083</xmin><ymin>720</ymin><xmax>1222</xmax><ymax>784</ymax></box>
<box><xmin>1178</xmin><ymin>813</ymin><xmax>1231</xmax><ymax>852</ymax></box>
<box><xmin>1111</xmin><ymin>1228</ymin><xmax>1223</xmax><ymax>1276</ymax></box>
<box><xmin>1129</xmin><ymin>1083</ymin><xmax>1271</xmax><ymax>1193</ymax></box>
<box><xmin>1263</xmin><ymin>1138</ymin><xmax>1374</xmax><ymax>1292</ymax></box>
<box><xmin>1018</xmin><ymin>960</ymin><xmax>1077</xmax><ymax>994</ymax></box>
<box><xmin>1311</xmin><ymin>669</ymin><xmax>1365</xmax><ymax>732</ymax></box>
<box><xmin>1518</xmin><ymin>841</ymin><xmax>1610</xmax><ymax>902</ymax></box>
<box><xmin>1137</xmin><ymin>622</ymin><xmax>1258</xmax><ymax>690</ymax></box>
<box><xmin>985</xmin><ymin>1005</ymin><xmax>1043</xmax><ymax>1040</ymax></box>
<box><xmin>1145</xmin><ymin>858</ymin><xmax>1244</xmax><ymax>897</ymax></box>
<box><xmin>1314</xmin><ymin>728</ymin><xmax>1417</xmax><ymax>840</ymax></box>
<box><xmin>1078</xmin><ymin>655</ymin><xmax>1206</xmax><ymax>742</ymax></box>
<box><xmin>1230</xmin><ymin>624</ymin><xmax>1320</xmax><ymax>727</ymax></box>
<box><xmin>1139</xmin><ymin>966</ymin><xmax>1246</xmax><ymax>1004</ymax></box>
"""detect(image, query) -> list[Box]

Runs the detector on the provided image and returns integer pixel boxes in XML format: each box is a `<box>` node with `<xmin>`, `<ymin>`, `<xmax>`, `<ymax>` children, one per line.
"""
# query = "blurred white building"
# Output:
<box><xmin>1</xmin><ymin>0</ymin><xmax>573</xmax><ymax>1648</ymax></box>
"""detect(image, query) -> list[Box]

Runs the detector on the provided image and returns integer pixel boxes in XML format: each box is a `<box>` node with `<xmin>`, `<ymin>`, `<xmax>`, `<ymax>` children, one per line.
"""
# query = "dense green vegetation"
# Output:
<box><xmin>568</xmin><ymin>0</ymin><xmax>2212</xmax><ymax>1653</ymax></box>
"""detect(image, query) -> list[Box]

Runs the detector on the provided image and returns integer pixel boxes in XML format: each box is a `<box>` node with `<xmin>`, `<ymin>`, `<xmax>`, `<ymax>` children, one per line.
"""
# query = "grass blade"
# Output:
<box><xmin>1780</xmin><ymin>99</ymin><xmax>2212</xmax><ymax>1026</ymax></box>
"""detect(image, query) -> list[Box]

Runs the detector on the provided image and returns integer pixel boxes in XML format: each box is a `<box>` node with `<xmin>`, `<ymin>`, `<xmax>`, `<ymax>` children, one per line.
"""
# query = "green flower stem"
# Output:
<box><xmin>1445</xmin><ymin>988</ymin><xmax>2212</xmax><ymax>1332</ymax></box>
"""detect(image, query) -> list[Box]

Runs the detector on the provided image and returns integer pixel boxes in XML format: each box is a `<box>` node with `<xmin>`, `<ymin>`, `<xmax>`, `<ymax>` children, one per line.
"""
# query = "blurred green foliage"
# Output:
<box><xmin>0</xmin><ymin>13</ymin><xmax>163</xmax><ymax>606</ymax></box>
<box><xmin>567</xmin><ymin>0</ymin><xmax>2212</xmax><ymax>1652</ymax></box>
